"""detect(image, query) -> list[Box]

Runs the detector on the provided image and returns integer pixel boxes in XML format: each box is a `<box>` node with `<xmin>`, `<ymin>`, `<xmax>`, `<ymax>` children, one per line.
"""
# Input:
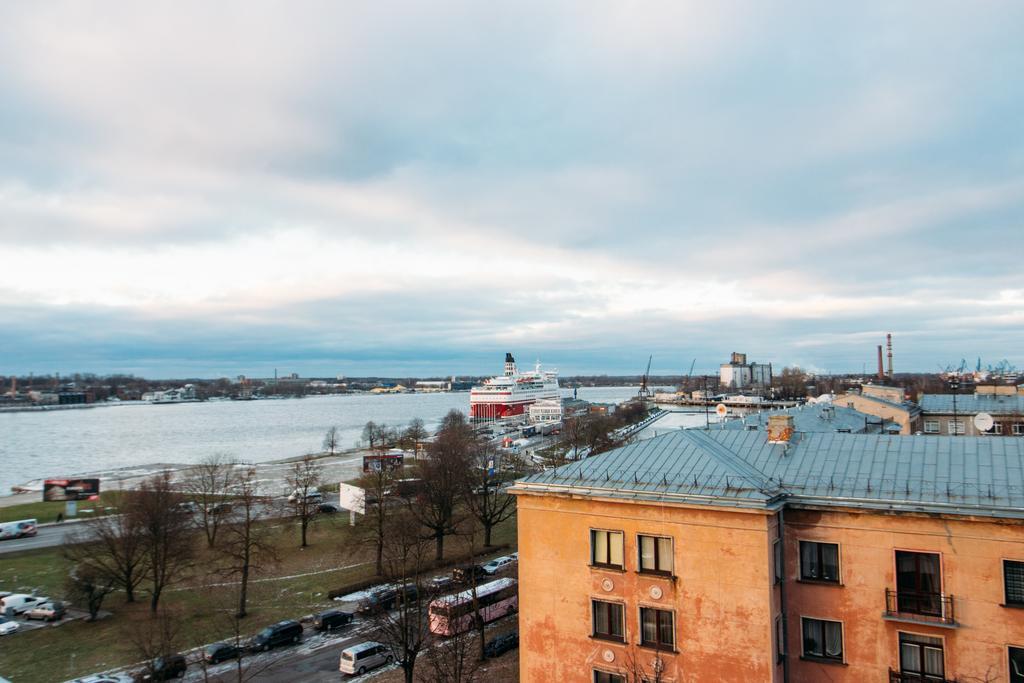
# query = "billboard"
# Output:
<box><xmin>43</xmin><ymin>478</ymin><xmax>101</xmax><ymax>502</ymax></box>
<box><xmin>337</xmin><ymin>483</ymin><xmax>365</xmax><ymax>515</ymax></box>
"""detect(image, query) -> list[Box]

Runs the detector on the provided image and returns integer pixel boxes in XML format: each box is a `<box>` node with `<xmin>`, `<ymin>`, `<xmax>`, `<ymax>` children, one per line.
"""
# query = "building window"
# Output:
<box><xmin>899</xmin><ymin>632</ymin><xmax>945</xmax><ymax>680</ymax></box>
<box><xmin>995</xmin><ymin>423</ymin><xmax>1004</xmax><ymax>435</ymax></box>
<box><xmin>776</xmin><ymin>615</ymin><xmax>785</xmax><ymax>661</ymax></box>
<box><xmin>924</xmin><ymin>420</ymin><xmax>939</xmax><ymax>434</ymax></box>
<box><xmin>1006</xmin><ymin>560</ymin><xmax>1024</xmax><ymax>606</ymax></box>
<box><xmin>1010</xmin><ymin>646</ymin><xmax>1024</xmax><ymax>683</ymax></box>
<box><xmin>801</xmin><ymin>617</ymin><xmax>843</xmax><ymax>662</ymax></box>
<box><xmin>638</xmin><ymin>535</ymin><xmax>673</xmax><ymax>575</ymax></box>
<box><xmin>594</xmin><ymin>672</ymin><xmax>625</xmax><ymax>683</ymax></box>
<box><xmin>639</xmin><ymin>607</ymin><xmax>674</xmax><ymax>649</ymax></box>
<box><xmin>592</xmin><ymin>600</ymin><xmax>625</xmax><ymax>642</ymax></box>
<box><xmin>591</xmin><ymin>530</ymin><xmax>624</xmax><ymax>569</ymax></box>
<box><xmin>1014</xmin><ymin>423</ymin><xmax>1024</xmax><ymax>436</ymax></box>
<box><xmin>948</xmin><ymin>420</ymin><xmax>965</xmax><ymax>435</ymax></box>
<box><xmin>773</xmin><ymin>539</ymin><xmax>784</xmax><ymax>584</ymax></box>
<box><xmin>799</xmin><ymin>541</ymin><xmax>840</xmax><ymax>583</ymax></box>
<box><xmin>895</xmin><ymin>551</ymin><xmax>942</xmax><ymax>617</ymax></box>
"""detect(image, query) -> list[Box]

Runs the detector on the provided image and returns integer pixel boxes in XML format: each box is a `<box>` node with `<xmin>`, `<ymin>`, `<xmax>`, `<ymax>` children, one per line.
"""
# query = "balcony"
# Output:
<box><xmin>889</xmin><ymin>668</ymin><xmax>958</xmax><ymax>683</ymax></box>
<box><xmin>884</xmin><ymin>589</ymin><xmax>958</xmax><ymax>627</ymax></box>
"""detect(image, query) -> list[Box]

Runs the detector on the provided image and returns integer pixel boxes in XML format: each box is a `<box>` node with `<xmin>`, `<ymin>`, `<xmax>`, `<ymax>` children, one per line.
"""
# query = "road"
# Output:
<box><xmin>0</xmin><ymin>522</ymin><xmax>80</xmax><ymax>554</ymax></box>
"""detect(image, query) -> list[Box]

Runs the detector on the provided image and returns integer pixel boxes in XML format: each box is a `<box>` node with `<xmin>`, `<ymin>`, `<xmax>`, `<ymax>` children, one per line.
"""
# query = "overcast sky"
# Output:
<box><xmin>1</xmin><ymin>2</ymin><xmax>1022</xmax><ymax>378</ymax></box>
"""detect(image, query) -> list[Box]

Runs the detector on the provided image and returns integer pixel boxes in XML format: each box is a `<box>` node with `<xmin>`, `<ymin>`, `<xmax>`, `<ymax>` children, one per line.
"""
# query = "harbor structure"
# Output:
<box><xmin>719</xmin><ymin>352</ymin><xmax>773</xmax><ymax>390</ymax></box>
<box><xmin>511</xmin><ymin>424</ymin><xmax>1024</xmax><ymax>683</ymax></box>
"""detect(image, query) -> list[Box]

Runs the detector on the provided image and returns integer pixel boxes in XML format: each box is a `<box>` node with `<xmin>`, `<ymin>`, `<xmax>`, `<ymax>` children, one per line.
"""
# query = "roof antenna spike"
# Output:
<box><xmin>946</xmin><ymin>483</ymin><xmax>951</xmax><ymax>497</ymax></box>
<box><xmin>634</xmin><ymin>472</ymin><xmax>640</xmax><ymax>484</ymax></box>
<box><xmin>905</xmin><ymin>482</ymin><xmax>911</xmax><ymax>495</ymax></box>
<box><xmin>866</xmin><ymin>480</ymin><xmax>872</xmax><ymax>492</ymax></box>
<box><xmin>662</xmin><ymin>474</ymin><xmax>668</xmax><ymax>486</ymax></box>
<box><xmin>829</xmin><ymin>476</ymin><xmax>835</xmax><ymax>490</ymax></box>
<box><xmin>726</xmin><ymin>476</ymin><xmax>731</xmax><ymax>490</ymax></box>
<box><xmin>693</xmin><ymin>476</ymin><xmax>699</xmax><ymax>488</ymax></box>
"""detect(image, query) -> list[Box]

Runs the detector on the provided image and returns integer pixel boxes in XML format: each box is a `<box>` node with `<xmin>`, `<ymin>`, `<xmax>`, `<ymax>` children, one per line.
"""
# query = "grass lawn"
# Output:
<box><xmin>0</xmin><ymin>510</ymin><xmax>518</xmax><ymax>683</ymax></box>
<box><xmin>0</xmin><ymin>491</ymin><xmax>127</xmax><ymax>524</ymax></box>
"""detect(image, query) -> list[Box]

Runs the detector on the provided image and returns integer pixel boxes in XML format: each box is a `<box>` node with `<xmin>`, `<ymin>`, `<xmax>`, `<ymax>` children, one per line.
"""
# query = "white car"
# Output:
<box><xmin>482</xmin><ymin>555</ymin><xmax>516</xmax><ymax>575</ymax></box>
<box><xmin>0</xmin><ymin>616</ymin><xmax>18</xmax><ymax>636</ymax></box>
<box><xmin>0</xmin><ymin>594</ymin><xmax>48</xmax><ymax>614</ymax></box>
<box><xmin>68</xmin><ymin>675</ymin><xmax>135</xmax><ymax>683</ymax></box>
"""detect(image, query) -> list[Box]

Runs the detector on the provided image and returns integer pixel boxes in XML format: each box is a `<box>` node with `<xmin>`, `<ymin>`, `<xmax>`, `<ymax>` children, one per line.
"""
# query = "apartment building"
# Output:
<box><xmin>511</xmin><ymin>419</ymin><xmax>1024</xmax><ymax>683</ymax></box>
<box><xmin>919</xmin><ymin>391</ymin><xmax>1024</xmax><ymax>437</ymax></box>
<box><xmin>834</xmin><ymin>386</ymin><xmax>923</xmax><ymax>435</ymax></box>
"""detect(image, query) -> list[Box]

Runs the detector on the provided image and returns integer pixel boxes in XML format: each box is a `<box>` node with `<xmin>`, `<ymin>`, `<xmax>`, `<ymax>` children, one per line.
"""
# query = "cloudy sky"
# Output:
<box><xmin>1</xmin><ymin>2</ymin><xmax>1022</xmax><ymax>378</ymax></box>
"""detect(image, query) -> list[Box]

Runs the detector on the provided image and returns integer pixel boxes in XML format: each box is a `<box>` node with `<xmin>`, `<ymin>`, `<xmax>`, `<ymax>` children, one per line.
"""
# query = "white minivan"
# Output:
<box><xmin>0</xmin><ymin>594</ymin><xmax>48</xmax><ymax>615</ymax></box>
<box><xmin>339</xmin><ymin>641</ymin><xmax>392</xmax><ymax>675</ymax></box>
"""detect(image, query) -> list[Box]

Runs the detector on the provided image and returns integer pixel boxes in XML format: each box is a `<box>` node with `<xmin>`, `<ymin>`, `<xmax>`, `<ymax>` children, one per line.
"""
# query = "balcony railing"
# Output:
<box><xmin>884</xmin><ymin>589</ymin><xmax>957</xmax><ymax>626</ymax></box>
<box><xmin>889</xmin><ymin>668</ymin><xmax>958</xmax><ymax>683</ymax></box>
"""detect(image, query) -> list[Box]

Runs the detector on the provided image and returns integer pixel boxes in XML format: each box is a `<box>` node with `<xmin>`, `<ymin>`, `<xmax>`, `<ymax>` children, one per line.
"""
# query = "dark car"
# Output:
<box><xmin>357</xmin><ymin>584</ymin><xmax>418</xmax><ymax>614</ymax></box>
<box><xmin>453</xmin><ymin>564</ymin><xmax>489</xmax><ymax>584</ymax></box>
<box><xmin>313</xmin><ymin>608</ymin><xmax>353</xmax><ymax>631</ymax></box>
<box><xmin>317</xmin><ymin>502</ymin><xmax>340</xmax><ymax>514</ymax></box>
<box><xmin>133</xmin><ymin>653</ymin><xmax>187</xmax><ymax>681</ymax></box>
<box><xmin>248</xmin><ymin>620</ymin><xmax>302</xmax><ymax>652</ymax></box>
<box><xmin>483</xmin><ymin>631</ymin><xmax>519</xmax><ymax>658</ymax></box>
<box><xmin>208</xmin><ymin>503</ymin><xmax>233</xmax><ymax>515</ymax></box>
<box><xmin>203</xmin><ymin>642</ymin><xmax>240</xmax><ymax>664</ymax></box>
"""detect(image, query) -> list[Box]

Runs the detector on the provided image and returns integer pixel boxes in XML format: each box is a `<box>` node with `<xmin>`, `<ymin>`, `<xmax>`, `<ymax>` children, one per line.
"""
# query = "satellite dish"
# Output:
<box><xmin>973</xmin><ymin>412</ymin><xmax>995</xmax><ymax>432</ymax></box>
<box><xmin>715</xmin><ymin>403</ymin><xmax>728</xmax><ymax>417</ymax></box>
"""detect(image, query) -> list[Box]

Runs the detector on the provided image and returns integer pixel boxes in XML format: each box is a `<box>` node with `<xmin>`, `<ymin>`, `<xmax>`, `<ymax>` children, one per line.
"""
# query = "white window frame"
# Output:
<box><xmin>1013</xmin><ymin>423</ymin><xmax>1024</xmax><ymax>436</ymax></box>
<box><xmin>948</xmin><ymin>420</ymin><xmax>965</xmax><ymax>435</ymax></box>
<box><xmin>923</xmin><ymin>420</ymin><xmax>939</xmax><ymax>434</ymax></box>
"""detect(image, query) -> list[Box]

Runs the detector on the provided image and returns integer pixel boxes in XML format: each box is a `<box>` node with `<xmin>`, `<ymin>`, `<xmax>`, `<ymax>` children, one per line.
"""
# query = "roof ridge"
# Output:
<box><xmin>683</xmin><ymin>430</ymin><xmax>772</xmax><ymax>485</ymax></box>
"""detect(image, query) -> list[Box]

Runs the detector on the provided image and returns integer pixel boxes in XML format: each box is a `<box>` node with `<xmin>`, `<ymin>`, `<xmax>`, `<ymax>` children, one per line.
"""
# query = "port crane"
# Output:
<box><xmin>637</xmin><ymin>355</ymin><xmax>653</xmax><ymax>400</ymax></box>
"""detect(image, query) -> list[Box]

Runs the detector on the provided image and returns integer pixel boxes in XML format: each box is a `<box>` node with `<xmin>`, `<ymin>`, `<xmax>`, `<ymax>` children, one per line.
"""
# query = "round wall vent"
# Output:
<box><xmin>601</xmin><ymin>578</ymin><xmax>614</xmax><ymax>592</ymax></box>
<box><xmin>649</xmin><ymin>585</ymin><xmax>663</xmax><ymax>600</ymax></box>
<box><xmin>602</xmin><ymin>649</ymin><xmax>615</xmax><ymax>663</ymax></box>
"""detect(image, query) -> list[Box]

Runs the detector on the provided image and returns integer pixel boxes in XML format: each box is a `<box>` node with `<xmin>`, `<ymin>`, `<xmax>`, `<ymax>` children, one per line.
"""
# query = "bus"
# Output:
<box><xmin>428</xmin><ymin>578</ymin><xmax>517</xmax><ymax>636</ymax></box>
<box><xmin>0</xmin><ymin>519</ymin><xmax>38</xmax><ymax>541</ymax></box>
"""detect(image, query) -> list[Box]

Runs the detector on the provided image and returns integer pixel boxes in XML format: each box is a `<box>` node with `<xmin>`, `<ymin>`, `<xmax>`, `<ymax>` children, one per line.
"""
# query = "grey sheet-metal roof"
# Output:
<box><xmin>719</xmin><ymin>403</ymin><xmax>891</xmax><ymax>434</ymax></box>
<box><xmin>919</xmin><ymin>393</ymin><xmax>1024</xmax><ymax>416</ymax></box>
<box><xmin>514</xmin><ymin>430</ymin><xmax>1024</xmax><ymax>519</ymax></box>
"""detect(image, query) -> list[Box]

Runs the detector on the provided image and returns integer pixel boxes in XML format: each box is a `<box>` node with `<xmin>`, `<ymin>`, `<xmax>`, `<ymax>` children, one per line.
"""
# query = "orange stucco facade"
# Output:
<box><xmin>515</xmin><ymin>492</ymin><xmax>1024</xmax><ymax>682</ymax></box>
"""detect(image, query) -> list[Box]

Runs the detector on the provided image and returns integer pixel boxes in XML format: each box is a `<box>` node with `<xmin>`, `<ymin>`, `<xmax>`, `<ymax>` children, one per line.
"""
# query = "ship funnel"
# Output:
<box><xmin>504</xmin><ymin>353</ymin><xmax>517</xmax><ymax>377</ymax></box>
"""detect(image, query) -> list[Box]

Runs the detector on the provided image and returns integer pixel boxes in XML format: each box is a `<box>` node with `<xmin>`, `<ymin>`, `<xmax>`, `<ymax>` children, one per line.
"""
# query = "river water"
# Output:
<box><xmin>0</xmin><ymin>387</ymin><xmax>654</xmax><ymax>495</ymax></box>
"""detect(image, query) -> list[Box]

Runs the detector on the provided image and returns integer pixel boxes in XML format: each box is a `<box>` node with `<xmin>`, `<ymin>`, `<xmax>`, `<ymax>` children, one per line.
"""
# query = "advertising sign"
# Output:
<box><xmin>338</xmin><ymin>483</ymin><xmax>366</xmax><ymax>515</ymax></box>
<box><xmin>43</xmin><ymin>478</ymin><xmax>101</xmax><ymax>502</ymax></box>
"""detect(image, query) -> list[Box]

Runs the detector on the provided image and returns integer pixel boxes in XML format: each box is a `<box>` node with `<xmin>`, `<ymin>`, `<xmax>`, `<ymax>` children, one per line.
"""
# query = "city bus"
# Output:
<box><xmin>428</xmin><ymin>578</ymin><xmax>517</xmax><ymax>636</ymax></box>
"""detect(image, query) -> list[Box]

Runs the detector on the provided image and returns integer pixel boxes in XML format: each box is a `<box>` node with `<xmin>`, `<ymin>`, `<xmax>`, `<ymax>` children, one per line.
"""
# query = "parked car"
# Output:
<box><xmin>248</xmin><ymin>620</ymin><xmax>302</xmax><ymax>652</ymax></box>
<box><xmin>69</xmin><ymin>675</ymin><xmax>134</xmax><ymax>683</ymax></box>
<box><xmin>357</xmin><ymin>584</ymin><xmax>418</xmax><ymax>614</ymax></box>
<box><xmin>429</xmin><ymin>575</ymin><xmax>455</xmax><ymax>592</ymax></box>
<box><xmin>0</xmin><ymin>615</ymin><xmax>19</xmax><ymax>636</ymax></box>
<box><xmin>482</xmin><ymin>555</ymin><xmax>516</xmax><ymax>575</ymax></box>
<box><xmin>173</xmin><ymin>501</ymin><xmax>198</xmax><ymax>514</ymax></box>
<box><xmin>453</xmin><ymin>564</ymin><xmax>489</xmax><ymax>584</ymax></box>
<box><xmin>317</xmin><ymin>502</ymin><xmax>340</xmax><ymax>514</ymax></box>
<box><xmin>339</xmin><ymin>641</ymin><xmax>392</xmax><ymax>676</ymax></box>
<box><xmin>208</xmin><ymin>502</ymin><xmax>233</xmax><ymax>515</ymax></box>
<box><xmin>287</xmin><ymin>488</ymin><xmax>323</xmax><ymax>504</ymax></box>
<box><xmin>133</xmin><ymin>653</ymin><xmax>186</xmax><ymax>681</ymax></box>
<box><xmin>483</xmin><ymin>631</ymin><xmax>519</xmax><ymax>658</ymax></box>
<box><xmin>313</xmin><ymin>609</ymin><xmax>353</xmax><ymax>631</ymax></box>
<box><xmin>0</xmin><ymin>594</ymin><xmax>48</xmax><ymax>615</ymax></box>
<box><xmin>25</xmin><ymin>601</ymin><xmax>66</xmax><ymax>621</ymax></box>
<box><xmin>203</xmin><ymin>642</ymin><xmax>240</xmax><ymax>664</ymax></box>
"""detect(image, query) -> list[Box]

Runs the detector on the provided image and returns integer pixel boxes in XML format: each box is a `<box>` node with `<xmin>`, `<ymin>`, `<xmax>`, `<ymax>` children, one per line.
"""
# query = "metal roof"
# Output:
<box><xmin>919</xmin><ymin>393</ymin><xmax>1024</xmax><ymax>416</ymax></box>
<box><xmin>514</xmin><ymin>430</ymin><xmax>1024</xmax><ymax>519</ymax></box>
<box><xmin>848</xmin><ymin>392</ymin><xmax>923</xmax><ymax>416</ymax></box>
<box><xmin>719</xmin><ymin>403</ymin><xmax>892</xmax><ymax>434</ymax></box>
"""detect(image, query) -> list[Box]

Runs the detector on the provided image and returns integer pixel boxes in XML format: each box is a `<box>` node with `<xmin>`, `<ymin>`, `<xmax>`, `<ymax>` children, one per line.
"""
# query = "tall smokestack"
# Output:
<box><xmin>877</xmin><ymin>345</ymin><xmax>885</xmax><ymax>379</ymax></box>
<box><xmin>886</xmin><ymin>333</ymin><xmax>893</xmax><ymax>379</ymax></box>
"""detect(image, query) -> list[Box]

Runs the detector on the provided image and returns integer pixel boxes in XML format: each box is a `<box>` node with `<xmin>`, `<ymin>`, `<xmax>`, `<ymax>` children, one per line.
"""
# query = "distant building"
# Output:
<box><xmin>528</xmin><ymin>398</ymin><xmax>562</xmax><ymax>423</ymax></box>
<box><xmin>720</xmin><ymin>401</ymin><xmax>897</xmax><ymax>434</ymax></box>
<box><xmin>512</xmin><ymin>423</ymin><xmax>1024</xmax><ymax>683</ymax></box>
<box><xmin>720</xmin><ymin>351</ymin><xmax>772</xmax><ymax>389</ymax></box>
<box><xmin>919</xmin><ymin>389</ymin><xmax>1024</xmax><ymax>436</ymax></box>
<box><xmin>834</xmin><ymin>385</ymin><xmax>922</xmax><ymax>435</ymax></box>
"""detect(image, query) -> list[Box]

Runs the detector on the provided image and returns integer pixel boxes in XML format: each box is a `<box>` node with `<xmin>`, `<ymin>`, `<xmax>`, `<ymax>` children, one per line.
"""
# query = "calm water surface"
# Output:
<box><xmin>0</xmin><ymin>387</ymin><xmax>643</xmax><ymax>493</ymax></box>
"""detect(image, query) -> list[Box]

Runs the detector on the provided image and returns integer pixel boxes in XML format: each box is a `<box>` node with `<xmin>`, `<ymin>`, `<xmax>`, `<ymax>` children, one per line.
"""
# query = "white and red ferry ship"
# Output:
<box><xmin>469</xmin><ymin>353</ymin><xmax>560</xmax><ymax>420</ymax></box>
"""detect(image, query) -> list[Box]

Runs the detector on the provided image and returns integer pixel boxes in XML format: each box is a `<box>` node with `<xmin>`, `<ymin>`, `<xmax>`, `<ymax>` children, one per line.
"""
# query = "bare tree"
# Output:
<box><xmin>623</xmin><ymin>647</ymin><xmax>668</xmax><ymax>683</ymax></box>
<box><xmin>362</xmin><ymin>421</ymin><xmax>380</xmax><ymax>450</ymax></box>
<box><xmin>217</xmin><ymin>467</ymin><xmax>278</xmax><ymax>618</ymax></box>
<box><xmin>410</xmin><ymin>410</ymin><xmax>472</xmax><ymax>560</ymax></box>
<box><xmin>323</xmin><ymin>426</ymin><xmax>340</xmax><ymax>455</ymax></box>
<box><xmin>64</xmin><ymin>564</ymin><xmax>115</xmax><ymax>621</ymax></box>
<box><xmin>132</xmin><ymin>471</ymin><xmax>195</xmax><ymax>612</ymax></box>
<box><xmin>286</xmin><ymin>454</ymin><xmax>323</xmax><ymax>548</ymax></box>
<box><xmin>372</xmin><ymin>510</ymin><xmax>433</xmax><ymax>683</ymax></box>
<box><xmin>126</xmin><ymin>607</ymin><xmax>184</xmax><ymax>676</ymax></box>
<box><xmin>402</xmin><ymin>417</ymin><xmax>429</xmax><ymax>454</ymax></box>
<box><xmin>463</xmin><ymin>446</ymin><xmax>515</xmax><ymax>548</ymax></box>
<box><xmin>418</xmin><ymin>627</ymin><xmax>481</xmax><ymax>683</ymax></box>
<box><xmin>183</xmin><ymin>453</ymin><xmax>237</xmax><ymax>548</ymax></box>
<box><xmin>355</xmin><ymin>463</ymin><xmax>398</xmax><ymax>577</ymax></box>
<box><xmin>63</xmin><ymin>506</ymin><xmax>147</xmax><ymax>603</ymax></box>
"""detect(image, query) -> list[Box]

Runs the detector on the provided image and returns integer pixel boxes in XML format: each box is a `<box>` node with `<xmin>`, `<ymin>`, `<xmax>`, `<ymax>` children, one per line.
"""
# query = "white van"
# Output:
<box><xmin>0</xmin><ymin>519</ymin><xmax>37</xmax><ymax>541</ymax></box>
<box><xmin>0</xmin><ymin>594</ymin><xmax>48</xmax><ymax>615</ymax></box>
<box><xmin>339</xmin><ymin>641</ymin><xmax>392</xmax><ymax>675</ymax></box>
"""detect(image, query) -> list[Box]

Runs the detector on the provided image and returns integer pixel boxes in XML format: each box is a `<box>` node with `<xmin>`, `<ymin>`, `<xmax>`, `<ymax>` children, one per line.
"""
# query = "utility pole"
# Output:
<box><xmin>703</xmin><ymin>376</ymin><xmax>710</xmax><ymax>431</ymax></box>
<box><xmin>949</xmin><ymin>377</ymin><xmax>960</xmax><ymax>436</ymax></box>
